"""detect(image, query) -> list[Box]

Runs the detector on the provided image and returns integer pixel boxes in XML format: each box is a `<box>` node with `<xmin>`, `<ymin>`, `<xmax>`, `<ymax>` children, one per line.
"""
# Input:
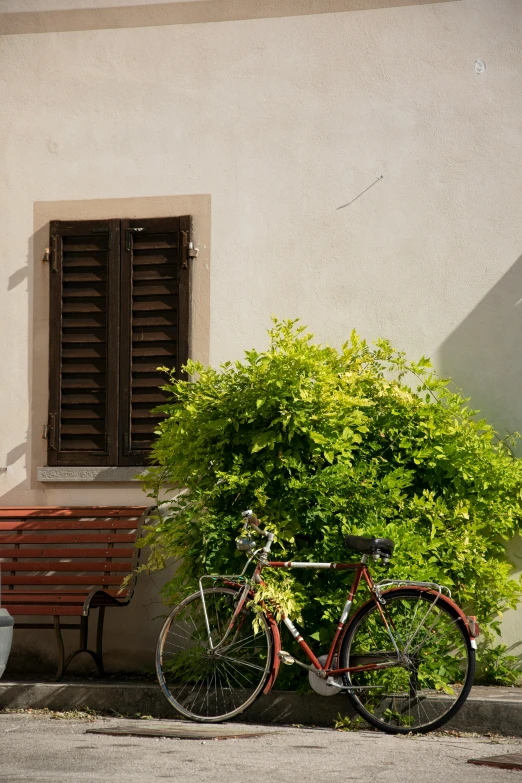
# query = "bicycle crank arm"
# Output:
<box><xmin>277</xmin><ymin>651</ymin><xmax>328</xmax><ymax>678</ymax></box>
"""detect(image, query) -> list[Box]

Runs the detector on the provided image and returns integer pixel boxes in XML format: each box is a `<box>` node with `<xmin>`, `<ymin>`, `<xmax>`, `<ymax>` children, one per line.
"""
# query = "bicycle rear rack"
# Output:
<box><xmin>375</xmin><ymin>579</ymin><xmax>452</xmax><ymax>599</ymax></box>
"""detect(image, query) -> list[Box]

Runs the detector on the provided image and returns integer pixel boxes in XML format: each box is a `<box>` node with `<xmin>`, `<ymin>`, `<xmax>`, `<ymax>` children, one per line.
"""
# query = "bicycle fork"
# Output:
<box><xmin>198</xmin><ymin>577</ymin><xmax>251</xmax><ymax>652</ymax></box>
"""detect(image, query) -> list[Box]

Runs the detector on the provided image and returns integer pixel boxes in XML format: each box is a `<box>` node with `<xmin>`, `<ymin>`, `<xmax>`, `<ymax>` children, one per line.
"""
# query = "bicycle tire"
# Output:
<box><xmin>156</xmin><ymin>587</ymin><xmax>273</xmax><ymax>722</ymax></box>
<box><xmin>339</xmin><ymin>588</ymin><xmax>475</xmax><ymax>734</ymax></box>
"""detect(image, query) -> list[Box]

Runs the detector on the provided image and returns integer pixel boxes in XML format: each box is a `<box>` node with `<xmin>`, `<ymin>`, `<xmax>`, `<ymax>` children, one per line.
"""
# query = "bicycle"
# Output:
<box><xmin>156</xmin><ymin>510</ymin><xmax>479</xmax><ymax>734</ymax></box>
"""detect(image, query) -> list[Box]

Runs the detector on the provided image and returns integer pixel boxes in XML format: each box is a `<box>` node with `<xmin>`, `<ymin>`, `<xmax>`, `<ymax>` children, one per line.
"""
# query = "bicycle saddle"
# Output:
<box><xmin>344</xmin><ymin>535</ymin><xmax>394</xmax><ymax>557</ymax></box>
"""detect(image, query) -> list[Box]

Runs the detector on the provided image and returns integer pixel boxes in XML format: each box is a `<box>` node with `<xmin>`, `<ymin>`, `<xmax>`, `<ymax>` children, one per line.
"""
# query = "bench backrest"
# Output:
<box><xmin>0</xmin><ymin>506</ymin><xmax>150</xmax><ymax>602</ymax></box>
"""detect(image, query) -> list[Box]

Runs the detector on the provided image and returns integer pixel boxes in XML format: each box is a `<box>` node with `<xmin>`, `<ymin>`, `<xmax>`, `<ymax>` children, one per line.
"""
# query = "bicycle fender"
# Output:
<box><xmin>222</xmin><ymin>580</ymin><xmax>281</xmax><ymax>693</ymax></box>
<box><xmin>263</xmin><ymin>612</ymin><xmax>281</xmax><ymax>694</ymax></box>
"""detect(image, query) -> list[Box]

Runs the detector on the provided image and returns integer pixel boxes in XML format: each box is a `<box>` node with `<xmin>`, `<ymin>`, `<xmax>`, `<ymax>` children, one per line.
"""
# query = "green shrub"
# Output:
<box><xmin>475</xmin><ymin>643</ymin><xmax>522</xmax><ymax>686</ymax></box>
<box><xmin>141</xmin><ymin>319</ymin><xmax>522</xmax><ymax>684</ymax></box>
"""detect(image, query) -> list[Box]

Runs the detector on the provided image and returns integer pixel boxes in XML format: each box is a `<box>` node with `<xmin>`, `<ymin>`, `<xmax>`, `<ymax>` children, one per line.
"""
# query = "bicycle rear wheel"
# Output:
<box><xmin>156</xmin><ymin>587</ymin><xmax>273</xmax><ymax>722</ymax></box>
<box><xmin>339</xmin><ymin>588</ymin><xmax>475</xmax><ymax>734</ymax></box>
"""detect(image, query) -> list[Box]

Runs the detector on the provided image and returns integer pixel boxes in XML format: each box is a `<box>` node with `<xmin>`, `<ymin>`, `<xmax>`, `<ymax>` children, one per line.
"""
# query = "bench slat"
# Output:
<box><xmin>0</xmin><ymin>533</ymin><xmax>137</xmax><ymax>544</ymax></box>
<box><xmin>0</xmin><ymin>548</ymin><xmax>134</xmax><ymax>558</ymax></box>
<box><xmin>0</xmin><ymin>507</ymin><xmax>147</xmax><ymax>518</ymax></box>
<box><xmin>2</xmin><ymin>561</ymin><xmax>131</xmax><ymax>572</ymax></box>
<box><xmin>3</xmin><ymin>595</ymin><xmax>85</xmax><ymax>605</ymax></box>
<box><xmin>1</xmin><ymin>591</ymin><xmax>128</xmax><ymax>602</ymax></box>
<box><xmin>9</xmin><ymin>606</ymin><xmax>86</xmax><ymax>616</ymax></box>
<box><xmin>0</xmin><ymin>520</ymin><xmax>140</xmax><ymax>531</ymax></box>
<box><xmin>3</xmin><ymin>575</ymin><xmax>124</xmax><ymax>585</ymax></box>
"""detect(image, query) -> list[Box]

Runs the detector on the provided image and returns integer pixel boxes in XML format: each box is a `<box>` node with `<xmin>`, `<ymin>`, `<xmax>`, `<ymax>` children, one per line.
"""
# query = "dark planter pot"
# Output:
<box><xmin>0</xmin><ymin>608</ymin><xmax>14</xmax><ymax>678</ymax></box>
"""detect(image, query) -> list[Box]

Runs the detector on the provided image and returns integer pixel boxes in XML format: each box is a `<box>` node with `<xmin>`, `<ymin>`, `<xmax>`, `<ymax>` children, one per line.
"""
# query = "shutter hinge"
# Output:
<box><xmin>181</xmin><ymin>231</ymin><xmax>198</xmax><ymax>268</ymax></box>
<box><xmin>125</xmin><ymin>227</ymin><xmax>146</xmax><ymax>252</ymax></box>
<box><xmin>45</xmin><ymin>413</ymin><xmax>57</xmax><ymax>449</ymax></box>
<box><xmin>43</xmin><ymin>236</ymin><xmax>58</xmax><ymax>272</ymax></box>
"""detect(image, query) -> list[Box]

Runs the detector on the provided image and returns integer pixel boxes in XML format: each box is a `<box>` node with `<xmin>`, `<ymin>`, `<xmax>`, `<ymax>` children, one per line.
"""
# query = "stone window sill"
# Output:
<box><xmin>37</xmin><ymin>466</ymin><xmax>150</xmax><ymax>483</ymax></box>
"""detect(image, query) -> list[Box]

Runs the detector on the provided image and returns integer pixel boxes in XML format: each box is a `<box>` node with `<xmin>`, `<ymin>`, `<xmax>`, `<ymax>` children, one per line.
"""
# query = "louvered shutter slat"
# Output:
<box><xmin>47</xmin><ymin>220</ymin><xmax>120</xmax><ymax>466</ymax></box>
<box><xmin>119</xmin><ymin>217</ymin><xmax>191</xmax><ymax>465</ymax></box>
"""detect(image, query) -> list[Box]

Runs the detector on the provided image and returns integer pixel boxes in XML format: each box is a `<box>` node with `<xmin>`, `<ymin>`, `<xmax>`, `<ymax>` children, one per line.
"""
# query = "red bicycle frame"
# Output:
<box><xmin>255</xmin><ymin>559</ymin><xmax>395</xmax><ymax>677</ymax></box>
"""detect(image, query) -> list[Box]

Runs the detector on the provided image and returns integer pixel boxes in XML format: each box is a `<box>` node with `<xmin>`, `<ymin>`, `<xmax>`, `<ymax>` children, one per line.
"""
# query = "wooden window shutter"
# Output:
<box><xmin>119</xmin><ymin>216</ymin><xmax>191</xmax><ymax>466</ymax></box>
<box><xmin>47</xmin><ymin>219</ymin><xmax>120</xmax><ymax>466</ymax></box>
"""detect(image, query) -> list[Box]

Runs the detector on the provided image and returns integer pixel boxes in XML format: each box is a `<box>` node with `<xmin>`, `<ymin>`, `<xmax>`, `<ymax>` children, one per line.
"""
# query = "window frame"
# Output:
<box><xmin>47</xmin><ymin>215</ymin><xmax>191</xmax><ymax>468</ymax></box>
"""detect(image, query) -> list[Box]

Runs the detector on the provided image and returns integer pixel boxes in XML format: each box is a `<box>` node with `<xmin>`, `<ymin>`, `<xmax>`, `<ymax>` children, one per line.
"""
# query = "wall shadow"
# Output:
<box><xmin>1</xmin><ymin>222</ymin><xmax>51</xmax><ymax>499</ymax></box>
<box><xmin>0</xmin><ymin>219</ymin><xmax>47</xmax><ymax>500</ymax></box>
<box><xmin>438</xmin><ymin>254</ymin><xmax>522</xmax><ymax>450</ymax></box>
<box><xmin>6</xmin><ymin>443</ymin><xmax>26</xmax><ymax>468</ymax></box>
<box><xmin>0</xmin><ymin>0</ymin><xmax>460</xmax><ymax>36</ymax></box>
<box><xmin>7</xmin><ymin>267</ymin><xmax>28</xmax><ymax>291</ymax></box>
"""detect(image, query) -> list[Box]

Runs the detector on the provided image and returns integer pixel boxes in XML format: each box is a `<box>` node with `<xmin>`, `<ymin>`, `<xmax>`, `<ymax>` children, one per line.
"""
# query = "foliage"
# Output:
<box><xmin>334</xmin><ymin>713</ymin><xmax>364</xmax><ymax>731</ymax></box>
<box><xmin>140</xmin><ymin>319</ymin><xmax>522</xmax><ymax>685</ymax></box>
<box><xmin>475</xmin><ymin>642</ymin><xmax>522</xmax><ymax>686</ymax></box>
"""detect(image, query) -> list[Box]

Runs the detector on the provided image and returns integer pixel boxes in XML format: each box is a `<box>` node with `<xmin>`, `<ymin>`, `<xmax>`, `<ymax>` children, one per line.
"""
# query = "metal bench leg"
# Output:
<box><xmin>53</xmin><ymin>616</ymin><xmax>65</xmax><ymax>682</ymax></box>
<box><xmin>96</xmin><ymin>607</ymin><xmax>106</xmax><ymax>676</ymax></box>
<box><xmin>60</xmin><ymin>614</ymin><xmax>105</xmax><ymax>680</ymax></box>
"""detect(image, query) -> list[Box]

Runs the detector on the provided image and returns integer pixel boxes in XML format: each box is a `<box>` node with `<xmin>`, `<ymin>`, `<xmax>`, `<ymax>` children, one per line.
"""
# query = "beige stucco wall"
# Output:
<box><xmin>1</xmin><ymin>0</ymin><xmax>522</xmax><ymax>671</ymax></box>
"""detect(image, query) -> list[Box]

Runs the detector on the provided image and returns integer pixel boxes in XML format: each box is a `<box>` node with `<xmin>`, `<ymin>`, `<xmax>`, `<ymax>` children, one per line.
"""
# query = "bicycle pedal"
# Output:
<box><xmin>278</xmin><ymin>651</ymin><xmax>295</xmax><ymax>665</ymax></box>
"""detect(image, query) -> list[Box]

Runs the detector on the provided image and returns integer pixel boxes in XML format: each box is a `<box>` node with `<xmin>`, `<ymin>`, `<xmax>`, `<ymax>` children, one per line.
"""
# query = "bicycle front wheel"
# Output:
<box><xmin>156</xmin><ymin>587</ymin><xmax>273</xmax><ymax>722</ymax></box>
<box><xmin>339</xmin><ymin>588</ymin><xmax>475</xmax><ymax>734</ymax></box>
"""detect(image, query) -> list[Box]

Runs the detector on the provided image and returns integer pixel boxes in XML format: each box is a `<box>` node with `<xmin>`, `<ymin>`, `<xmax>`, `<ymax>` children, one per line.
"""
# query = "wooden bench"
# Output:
<box><xmin>0</xmin><ymin>506</ymin><xmax>150</xmax><ymax>680</ymax></box>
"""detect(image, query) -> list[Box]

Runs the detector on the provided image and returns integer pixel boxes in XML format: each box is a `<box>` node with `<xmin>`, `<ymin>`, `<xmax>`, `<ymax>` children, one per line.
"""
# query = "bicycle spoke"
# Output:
<box><xmin>177</xmin><ymin>664</ymin><xmax>207</xmax><ymax>712</ymax></box>
<box><xmin>410</xmin><ymin>615</ymin><xmax>462</xmax><ymax>657</ymax></box>
<box><xmin>216</xmin><ymin>661</ymin><xmax>230</xmax><ymax>714</ymax></box>
<box><xmin>220</xmin><ymin>631</ymin><xmax>259</xmax><ymax>655</ymax></box>
<box><xmin>402</xmin><ymin>599</ymin><xmax>440</xmax><ymax>652</ymax></box>
<box><xmin>216</xmin><ymin>658</ymin><xmax>240</xmax><ymax>712</ymax></box>
<box><xmin>216</xmin><ymin>653</ymin><xmax>266</xmax><ymax>673</ymax></box>
<box><xmin>220</xmin><ymin>656</ymin><xmax>256</xmax><ymax>692</ymax></box>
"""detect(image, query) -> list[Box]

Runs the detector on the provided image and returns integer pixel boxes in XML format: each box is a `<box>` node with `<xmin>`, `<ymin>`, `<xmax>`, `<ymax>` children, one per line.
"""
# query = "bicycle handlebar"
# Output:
<box><xmin>246</xmin><ymin>518</ymin><xmax>267</xmax><ymax>538</ymax></box>
<box><xmin>241</xmin><ymin>510</ymin><xmax>274</xmax><ymax>552</ymax></box>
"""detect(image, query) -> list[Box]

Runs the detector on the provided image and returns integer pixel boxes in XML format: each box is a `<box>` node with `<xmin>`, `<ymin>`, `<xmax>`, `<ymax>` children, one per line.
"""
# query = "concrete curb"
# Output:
<box><xmin>0</xmin><ymin>681</ymin><xmax>520</xmax><ymax>734</ymax></box>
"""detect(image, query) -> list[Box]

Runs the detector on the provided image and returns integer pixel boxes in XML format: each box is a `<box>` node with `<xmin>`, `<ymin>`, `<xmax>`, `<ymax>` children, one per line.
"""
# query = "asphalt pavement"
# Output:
<box><xmin>1</xmin><ymin>712</ymin><xmax>521</xmax><ymax>783</ymax></box>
